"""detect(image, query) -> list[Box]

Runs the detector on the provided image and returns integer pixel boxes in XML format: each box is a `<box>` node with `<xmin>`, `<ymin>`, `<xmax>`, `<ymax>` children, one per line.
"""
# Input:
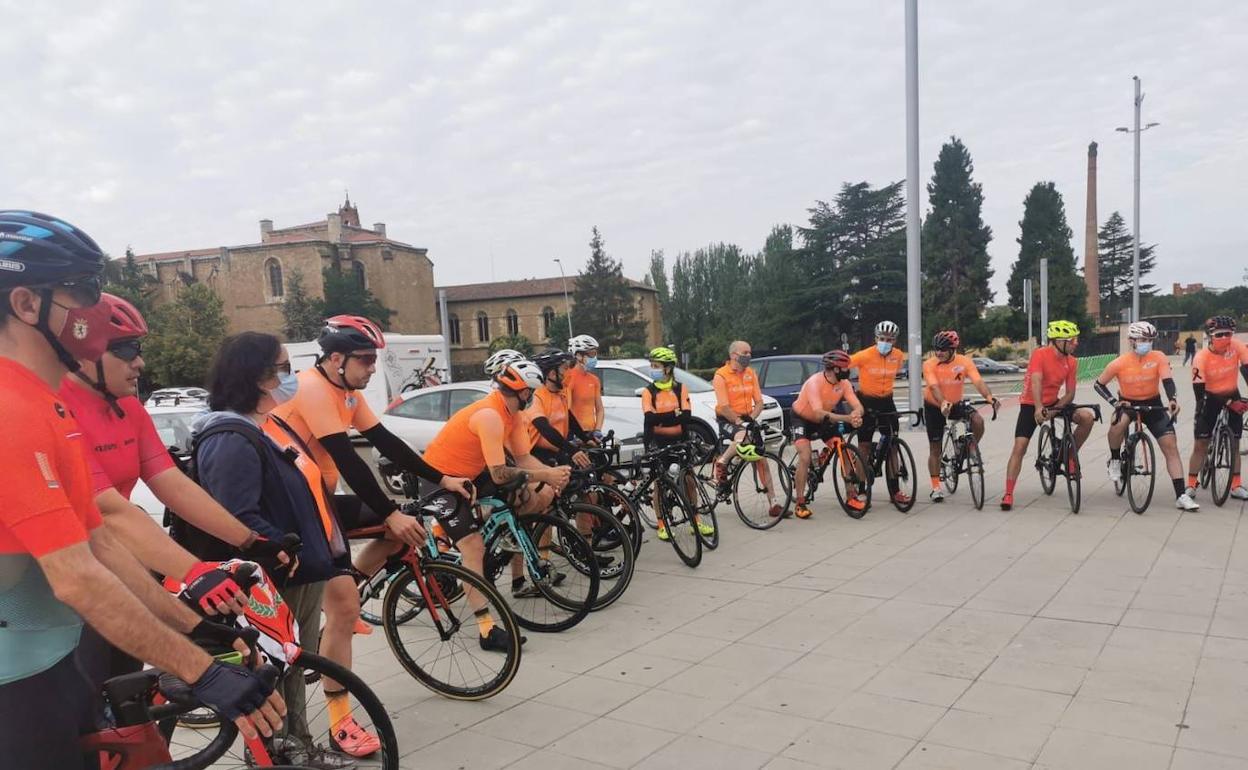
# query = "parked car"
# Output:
<box><xmin>145</xmin><ymin>387</ymin><xmax>208</xmax><ymax>407</ymax></box>
<box><xmin>131</xmin><ymin>400</ymin><xmax>209</xmax><ymax>524</ymax></box>
<box><xmin>752</xmin><ymin>353</ymin><xmax>913</xmax><ymax>421</ymax></box>
<box><xmin>971</xmin><ymin>357</ymin><xmax>1021</xmax><ymax>375</ymax></box>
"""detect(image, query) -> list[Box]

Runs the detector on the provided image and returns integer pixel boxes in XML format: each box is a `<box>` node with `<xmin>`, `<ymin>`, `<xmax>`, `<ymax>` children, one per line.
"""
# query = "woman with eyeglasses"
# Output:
<box><xmin>1185</xmin><ymin>316</ymin><xmax>1248</xmax><ymax>501</ymax></box>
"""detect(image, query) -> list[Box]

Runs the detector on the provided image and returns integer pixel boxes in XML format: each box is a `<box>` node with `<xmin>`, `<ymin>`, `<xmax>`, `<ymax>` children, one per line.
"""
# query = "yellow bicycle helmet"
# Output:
<box><xmin>649</xmin><ymin>346</ymin><xmax>678</xmax><ymax>364</ymax></box>
<box><xmin>736</xmin><ymin>442</ymin><xmax>763</xmax><ymax>462</ymax></box>
<box><xmin>1047</xmin><ymin>320</ymin><xmax>1080</xmax><ymax>340</ymax></box>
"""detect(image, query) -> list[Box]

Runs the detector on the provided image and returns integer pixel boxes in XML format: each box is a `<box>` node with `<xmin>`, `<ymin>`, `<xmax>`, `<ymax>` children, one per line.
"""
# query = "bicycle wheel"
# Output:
<box><xmin>886</xmin><ymin>438</ymin><xmax>917</xmax><ymax>513</ymax></box>
<box><xmin>1199</xmin><ymin>441</ymin><xmax>1214</xmax><ymax>490</ymax></box>
<box><xmin>966</xmin><ymin>440</ymin><xmax>985</xmax><ymax>510</ymax></box>
<box><xmin>832</xmin><ymin>443</ymin><xmax>872</xmax><ymax>519</ymax></box>
<box><xmin>583</xmin><ymin>482</ymin><xmax>644</xmax><ymax>557</ymax></box>
<box><xmin>940</xmin><ymin>432</ymin><xmax>960</xmax><ymax>494</ymax></box>
<box><xmin>681</xmin><ymin>468</ymin><xmax>720</xmax><ymax>550</ymax></box>
<box><xmin>1212</xmin><ymin>428</ymin><xmax>1234</xmax><ymax>507</ymax></box>
<box><xmin>558</xmin><ymin>502</ymin><xmax>636</xmax><ymax>610</ymax></box>
<box><xmin>658</xmin><ymin>474</ymin><xmax>703</xmax><ymax>567</ymax></box>
<box><xmin>381</xmin><ymin>559</ymin><xmax>521</xmax><ymax>700</ymax></box>
<box><xmin>1126</xmin><ymin>432</ymin><xmax>1156</xmax><ymax>514</ymax></box>
<box><xmin>358</xmin><ymin>563</ymin><xmax>422</xmax><ymax>627</ymax></box>
<box><xmin>1063</xmin><ymin>435</ymin><xmax>1082</xmax><ymax>514</ymax></box>
<box><xmin>731</xmin><ymin>452</ymin><xmax>789</xmax><ymax>530</ymax></box>
<box><xmin>1035</xmin><ymin>425</ymin><xmax>1056</xmax><ymax>495</ymax></box>
<box><xmin>486</xmin><ymin>514</ymin><xmax>599</xmax><ymax>632</ymax></box>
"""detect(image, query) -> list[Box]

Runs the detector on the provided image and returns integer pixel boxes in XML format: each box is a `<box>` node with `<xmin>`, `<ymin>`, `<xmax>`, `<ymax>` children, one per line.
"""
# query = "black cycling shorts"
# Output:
<box><xmin>717</xmin><ymin>415</ymin><xmax>748</xmax><ymax>439</ymax></box>
<box><xmin>792</xmin><ymin>416</ymin><xmax>848</xmax><ymax>444</ymax></box>
<box><xmin>857</xmin><ymin>394</ymin><xmax>899</xmax><ymax>444</ymax></box>
<box><xmin>0</xmin><ymin>648</ymin><xmax>98</xmax><ymax>770</ymax></box>
<box><xmin>1195</xmin><ymin>392</ymin><xmax>1244</xmax><ymax>440</ymax></box>
<box><xmin>418</xmin><ymin>469</ymin><xmax>495</xmax><ymax>543</ymax></box>
<box><xmin>645</xmin><ymin>434</ymin><xmax>683</xmax><ymax>451</ymax></box>
<box><xmin>923</xmin><ymin>402</ymin><xmax>974</xmax><ymax>443</ymax></box>
<box><xmin>1113</xmin><ymin>397</ymin><xmax>1175</xmax><ymax>439</ymax></box>
<box><xmin>1015</xmin><ymin>404</ymin><xmax>1041</xmax><ymax>440</ymax></box>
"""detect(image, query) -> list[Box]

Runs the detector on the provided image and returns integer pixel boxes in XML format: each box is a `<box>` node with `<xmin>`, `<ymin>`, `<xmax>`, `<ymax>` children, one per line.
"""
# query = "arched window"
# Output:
<box><xmin>542</xmin><ymin>306</ymin><xmax>556</xmax><ymax>339</ymax></box>
<box><xmin>476</xmin><ymin>312</ymin><xmax>490</xmax><ymax>343</ymax></box>
<box><xmin>265</xmin><ymin>258</ymin><xmax>283</xmax><ymax>298</ymax></box>
<box><xmin>447</xmin><ymin>314</ymin><xmax>461</xmax><ymax>346</ymax></box>
<box><xmin>352</xmin><ymin>260</ymin><xmax>366</xmax><ymax>291</ymax></box>
<box><xmin>506</xmin><ymin>309</ymin><xmax>519</xmax><ymax>336</ymax></box>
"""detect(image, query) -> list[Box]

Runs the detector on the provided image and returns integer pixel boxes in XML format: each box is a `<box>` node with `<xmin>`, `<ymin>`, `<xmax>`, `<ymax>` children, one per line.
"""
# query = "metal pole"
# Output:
<box><xmin>1131</xmin><ymin>75</ymin><xmax>1142</xmax><ymax>323</ymax></box>
<box><xmin>553</xmin><ymin>258</ymin><xmax>573</xmax><ymax>338</ymax></box>
<box><xmin>437</xmin><ymin>288</ymin><xmax>452</xmax><ymax>382</ymax></box>
<box><xmin>1040</xmin><ymin>259</ymin><xmax>1049</xmax><ymax>345</ymax></box>
<box><xmin>1024</xmin><ymin>278</ymin><xmax>1033</xmax><ymax>342</ymax></box>
<box><xmin>904</xmin><ymin>0</ymin><xmax>922</xmax><ymax>412</ymax></box>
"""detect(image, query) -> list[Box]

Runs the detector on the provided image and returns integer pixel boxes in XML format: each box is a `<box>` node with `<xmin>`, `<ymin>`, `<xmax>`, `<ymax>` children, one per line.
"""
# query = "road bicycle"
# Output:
<box><xmin>706</xmin><ymin>420</ymin><xmax>792</xmax><ymax>529</ymax></box>
<box><xmin>1110</xmin><ymin>403</ymin><xmax>1173</xmax><ymax>514</ymax></box>
<box><xmin>611</xmin><ymin>440</ymin><xmax>709</xmax><ymax>567</ymax></box>
<box><xmin>1198</xmin><ymin>398</ymin><xmax>1247</xmax><ymax>507</ymax></box>
<box><xmin>938</xmin><ymin>399</ymin><xmax>998</xmax><ymax>510</ymax></box>
<box><xmin>778</xmin><ymin>418</ymin><xmax>872</xmax><ymax>519</ymax></box>
<box><xmin>555</xmin><ymin>468</ymin><xmax>637</xmax><ymax>610</ymax></box>
<box><xmin>1035</xmin><ymin>403</ymin><xmax>1102</xmax><ymax>514</ymax></box>
<box><xmin>853</xmin><ymin>408</ymin><xmax>921</xmax><ymax>513</ymax></box>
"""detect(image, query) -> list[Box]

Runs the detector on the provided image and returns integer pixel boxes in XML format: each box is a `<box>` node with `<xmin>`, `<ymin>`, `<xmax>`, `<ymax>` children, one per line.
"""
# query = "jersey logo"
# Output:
<box><xmin>345</xmin><ymin>395</ymin><xmax>357</xmax><ymax>409</ymax></box>
<box><xmin>35</xmin><ymin>451</ymin><xmax>60</xmax><ymax>489</ymax></box>
<box><xmin>53</xmin><ymin>402</ymin><xmax>66</xmax><ymax>418</ymax></box>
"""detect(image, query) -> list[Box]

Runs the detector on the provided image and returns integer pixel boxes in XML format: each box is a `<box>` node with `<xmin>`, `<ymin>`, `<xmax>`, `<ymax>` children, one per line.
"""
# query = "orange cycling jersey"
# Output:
<box><xmin>922</xmin><ymin>354</ymin><xmax>983</xmax><ymax>406</ymax></box>
<box><xmin>849</xmin><ymin>347</ymin><xmax>906</xmax><ymax>398</ymax></box>
<box><xmin>1100</xmin><ymin>350</ymin><xmax>1172</xmax><ymax>401</ymax></box>
<box><xmin>272</xmin><ymin>367</ymin><xmax>381</xmax><ymax>490</ymax></box>
<box><xmin>713</xmin><ymin>363</ymin><xmax>762</xmax><ymax>417</ymax></box>
<box><xmin>792</xmin><ymin>373</ymin><xmax>859</xmax><ymax>422</ymax></box>
<box><xmin>565</xmin><ymin>367</ymin><xmax>602</xmax><ymax>429</ymax></box>
<box><xmin>526</xmin><ymin>387</ymin><xmax>571</xmax><ymax>451</ymax></box>
<box><xmin>1193</xmin><ymin>339</ymin><xmax>1248</xmax><ymax>396</ymax></box>
<box><xmin>642</xmin><ymin>384</ymin><xmax>691</xmax><ymax>437</ymax></box>
<box><xmin>1020</xmin><ymin>345</ymin><xmax>1076</xmax><ymax>407</ymax></box>
<box><xmin>423</xmin><ymin>390</ymin><xmax>529</xmax><ymax>478</ymax></box>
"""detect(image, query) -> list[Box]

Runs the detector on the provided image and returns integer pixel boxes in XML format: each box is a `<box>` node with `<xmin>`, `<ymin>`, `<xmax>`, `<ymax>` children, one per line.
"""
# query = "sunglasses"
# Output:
<box><xmin>107</xmin><ymin>338</ymin><xmax>143</xmax><ymax>362</ymax></box>
<box><xmin>265</xmin><ymin>360</ymin><xmax>292</xmax><ymax>379</ymax></box>
<box><xmin>1211</xmin><ymin>331</ymin><xmax>1234</xmax><ymax>339</ymax></box>
<box><xmin>44</xmin><ymin>274</ymin><xmax>103</xmax><ymax>307</ymax></box>
<box><xmin>347</xmin><ymin>353</ymin><xmax>378</xmax><ymax>366</ymax></box>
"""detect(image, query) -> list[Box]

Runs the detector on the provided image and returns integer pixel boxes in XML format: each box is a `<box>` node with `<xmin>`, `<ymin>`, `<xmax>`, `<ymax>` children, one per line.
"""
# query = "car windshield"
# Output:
<box><xmin>148</xmin><ymin>410</ymin><xmax>200</xmax><ymax>454</ymax></box>
<box><xmin>631</xmin><ymin>365</ymin><xmax>714</xmax><ymax>393</ymax></box>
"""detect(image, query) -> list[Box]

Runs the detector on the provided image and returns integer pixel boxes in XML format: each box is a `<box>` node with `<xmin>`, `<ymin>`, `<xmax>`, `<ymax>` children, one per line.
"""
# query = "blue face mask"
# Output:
<box><xmin>584</xmin><ymin>356</ymin><xmax>598</xmax><ymax>371</ymax></box>
<box><xmin>649</xmin><ymin>368</ymin><xmax>666</xmax><ymax>381</ymax></box>
<box><xmin>1134</xmin><ymin>342</ymin><xmax>1153</xmax><ymax>355</ymax></box>
<box><xmin>876</xmin><ymin>341</ymin><xmax>893</xmax><ymax>355</ymax></box>
<box><xmin>267</xmin><ymin>370</ymin><xmax>299</xmax><ymax>406</ymax></box>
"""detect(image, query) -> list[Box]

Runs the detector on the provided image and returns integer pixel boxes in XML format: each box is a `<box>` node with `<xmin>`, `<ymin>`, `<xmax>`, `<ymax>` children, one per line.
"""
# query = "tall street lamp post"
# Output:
<box><xmin>1116</xmin><ymin>75</ymin><xmax>1160</xmax><ymax>323</ymax></box>
<box><xmin>553</xmin><ymin>258</ymin><xmax>574</xmax><ymax>339</ymax></box>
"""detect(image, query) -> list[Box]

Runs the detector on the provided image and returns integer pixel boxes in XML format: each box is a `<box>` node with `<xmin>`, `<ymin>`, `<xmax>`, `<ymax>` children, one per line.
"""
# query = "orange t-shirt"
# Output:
<box><xmin>1020</xmin><ymin>345</ymin><xmax>1076</xmax><ymax>406</ymax></box>
<box><xmin>849</xmin><ymin>347</ymin><xmax>906</xmax><ymax>398</ymax></box>
<box><xmin>922</xmin><ymin>354</ymin><xmax>983</xmax><ymax>406</ymax></box>
<box><xmin>1100</xmin><ymin>350</ymin><xmax>1172</xmax><ymax>401</ymax></box>
<box><xmin>526</xmin><ymin>387</ymin><xmax>571</xmax><ymax>451</ymax></box>
<box><xmin>713</xmin><ymin>363</ymin><xmax>762</xmax><ymax>417</ymax></box>
<box><xmin>0</xmin><ymin>359</ymin><xmax>103</xmax><ymax>557</ymax></box>
<box><xmin>565</xmin><ymin>367</ymin><xmax>602</xmax><ymax>430</ymax></box>
<box><xmin>423</xmin><ymin>390</ymin><xmax>529</xmax><ymax>478</ymax></box>
<box><xmin>271</xmin><ymin>367</ymin><xmax>381</xmax><ymax>491</ymax></box>
<box><xmin>1193</xmin><ymin>339</ymin><xmax>1248</xmax><ymax>396</ymax></box>
<box><xmin>792</xmin><ymin>373</ymin><xmax>859</xmax><ymax>423</ymax></box>
<box><xmin>641</xmin><ymin>384</ymin><xmax>691</xmax><ymax>437</ymax></box>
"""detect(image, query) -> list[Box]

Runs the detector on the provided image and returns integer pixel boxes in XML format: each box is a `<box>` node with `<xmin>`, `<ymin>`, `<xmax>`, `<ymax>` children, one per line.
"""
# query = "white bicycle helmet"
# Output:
<box><xmin>1127</xmin><ymin>321</ymin><xmax>1158</xmax><ymax>340</ymax></box>
<box><xmin>483</xmin><ymin>348</ymin><xmax>525</xmax><ymax>377</ymax></box>
<box><xmin>567</xmin><ymin>334</ymin><xmax>599</xmax><ymax>354</ymax></box>
<box><xmin>875</xmin><ymin>320</ymin><xmax>899</xmax><ymax>338</ymax></box>
<box><xmin>495</xmin><ymin>360</ymin><xmax>545</xmax><ymax>392</ymax></box>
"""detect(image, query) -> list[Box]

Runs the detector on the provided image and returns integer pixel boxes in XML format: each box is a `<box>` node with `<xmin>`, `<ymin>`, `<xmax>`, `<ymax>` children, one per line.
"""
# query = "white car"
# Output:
<box><xmin>145</xmin><ymin>387</ymin><xmax>208</xmax><ymax>407</ymax></box>
<box><xmin>130</xmin><ymin>400</ymin><xmax>208</xmax><ymax>523</ymax></box>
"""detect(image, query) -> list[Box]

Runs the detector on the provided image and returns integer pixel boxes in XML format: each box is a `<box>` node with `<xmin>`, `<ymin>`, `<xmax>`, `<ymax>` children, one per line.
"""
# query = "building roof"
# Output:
<box><xmin>437</xmin><ymin>275</ymin><xmax>656</xmax><ymax>303</ymax></box>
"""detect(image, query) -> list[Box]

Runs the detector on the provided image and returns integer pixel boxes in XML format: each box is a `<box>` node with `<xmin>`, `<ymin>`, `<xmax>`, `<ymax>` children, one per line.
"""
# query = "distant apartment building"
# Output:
<box><xmin>1173</xmin><ymin>282</ymin><xmax>1226</xmax><ymax>297</ymax></box>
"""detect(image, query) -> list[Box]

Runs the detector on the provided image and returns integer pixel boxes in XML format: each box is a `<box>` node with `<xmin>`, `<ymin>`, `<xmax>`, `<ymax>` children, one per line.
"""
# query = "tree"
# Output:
<box><xmin>572</xmin><ymin>227</ymin><xmax>647</xmax><ymax>351</ymax></box>
<box><xmin>1005</xmin><ymin>182</ymin><xmax>1089</xmax><ymax>339</ymax></box>
<box><xmin>921</xmin><ymin>137</ymin><xmax>994</xmax><ymax>343</ymax></box>
<box><xmin>648</xmin><ymin>249</ymin><xmax>670</xmax><ymax>339</ymax></box>
<box><xmin>144</xmin><ymin>284</ymin><xmax>229</xmax><ymax>388</ymax></box>
<box><xmin>489</xmin><ymin>335</ymin><xmax>535</xmax><ymax>357</ymax></box>
<box><xmin>102</xmin><ymin>247</ymin><xmax>158</xmax><ymax>316</ymax></box>
<box><xmin>321</xmin><ymin>262</ymin><xmax>394</xmax><ymax>329</ymax></box>
<box><xmin>280</xmin><ymin>269</ymin><xmax>325</xmax><ymax>341</ymax></box>
<box><xmin>1097</xmin><ymin>211</ymin><xmax>1157</xmax><ymax>323</ymax></box>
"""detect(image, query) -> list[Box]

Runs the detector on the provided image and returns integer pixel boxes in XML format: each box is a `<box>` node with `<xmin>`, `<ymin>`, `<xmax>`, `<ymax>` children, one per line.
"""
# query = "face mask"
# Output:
<box><xmin>583</xmin><ymin>356</ymin><xmax>598</xmax><ymax>371</ymax></box>
<box><xmin>51</xmin><ymin>300</ymin><xmax>115</xmax><ymax>363</ymax></box>
<box><xmin>1211</xmin><ymin>336</ymin><xmax>1232</xmax><ymax>353</ymax></box>
<box><xmin>267</xmin><ymin>370</ymin><xmax>299</xmax><ymax>406</ymax></box>
<box><xmin>1134</xmin><ymin>342</ymin><xmax>1153</xmax><ymax>355</ymax></box>
<box><xmin>876</xmin><ymin>341</ymin><xmax>893</xmax><ymax>355</ymax></box>
<box><xmin>649</xmin><ymin>368</ymin><xmax>666</xmax><ymax>381</ymax></box>
<box><xmin>735</xmin><ymin>353</ymin><xmax>751</xmax><ymax>367</ymax></box>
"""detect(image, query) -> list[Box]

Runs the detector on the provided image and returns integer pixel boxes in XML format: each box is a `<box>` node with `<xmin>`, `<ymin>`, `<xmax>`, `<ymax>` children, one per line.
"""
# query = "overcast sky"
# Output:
<box><xmin>4</xmin><ymin>1</ymin><xmax>1246</xmax><ymax>300</ymax></box>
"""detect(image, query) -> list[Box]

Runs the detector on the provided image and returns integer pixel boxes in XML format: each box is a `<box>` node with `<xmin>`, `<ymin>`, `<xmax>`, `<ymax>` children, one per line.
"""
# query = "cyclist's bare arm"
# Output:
<box><xmin>1031</xmin><ymin>370</ymin><xmax>1045</xmax><ymax>409</ymax></box>
<box><xmin>95</xmin><ymin>486</ymin><xmax>198</xmax><ymax>580</ymax></box>
<box><xmin>89</xmin><ymin>524</ymin><xmax>201</xmax><ymax>633</ymax></box>
<box><xmin>148</xmin><ymin>467</ymin><xmax>254</xmax><ymax>546</ymax></box>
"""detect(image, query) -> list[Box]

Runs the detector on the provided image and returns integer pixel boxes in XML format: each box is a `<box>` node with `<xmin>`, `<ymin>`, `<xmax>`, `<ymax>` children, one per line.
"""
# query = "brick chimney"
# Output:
<box><xmin>259</xmin><ymin>219</ymin><xmax>273</xmax><ymax>242</ymax></box>
<box><xmin>327</xmin><ymin>212</ymin><xmax>342</xmax><ymax>243</ymax></box>
<box><xmin>1084</xmin><ymin>142</ymin><xmax>1100</xmax><ymax>324</ymax></box>
<box><xmin>373</xmin><ymin>222</ymin><xmax>386</xmax><ymax>238</ymax></box>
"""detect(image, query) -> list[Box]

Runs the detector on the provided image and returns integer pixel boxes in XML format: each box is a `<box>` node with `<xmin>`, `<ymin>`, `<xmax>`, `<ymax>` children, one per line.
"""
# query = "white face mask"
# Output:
<box><xmin>267</xmin><ymin>370</ymin><xmax>299</xmax><ymax>406</ymax></box>
<box><xmin>1134</xmin><ymin>341</ymin><xmax>1153</xmax><ymax>355</ymax></box>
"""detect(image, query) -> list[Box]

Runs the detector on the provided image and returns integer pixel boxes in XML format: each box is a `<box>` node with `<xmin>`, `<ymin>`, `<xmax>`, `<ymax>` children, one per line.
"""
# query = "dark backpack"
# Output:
<box><xmin>164</xmin><ymin>422</ymin><xmax>271</xmax><ymax>561</ymax></box>
<box><xmin>645</xmin><ymin>380</ymin><xmax>684</xmax><ymax>409</ymax></box>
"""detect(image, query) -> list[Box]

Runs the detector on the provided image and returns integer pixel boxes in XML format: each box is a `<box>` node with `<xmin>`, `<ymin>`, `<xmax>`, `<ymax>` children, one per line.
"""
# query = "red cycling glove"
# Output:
<box><xmin>183</xmin><ymin>562</ymin><xmax>246</xmax><ymax>613</ymax></box>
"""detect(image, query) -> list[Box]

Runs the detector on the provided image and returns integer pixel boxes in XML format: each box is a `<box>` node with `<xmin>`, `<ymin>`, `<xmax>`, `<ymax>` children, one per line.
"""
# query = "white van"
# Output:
<box><xmin>284</xmin><ymin>334</ymin><xmax>449</xmax><ymax>420</ymax></box>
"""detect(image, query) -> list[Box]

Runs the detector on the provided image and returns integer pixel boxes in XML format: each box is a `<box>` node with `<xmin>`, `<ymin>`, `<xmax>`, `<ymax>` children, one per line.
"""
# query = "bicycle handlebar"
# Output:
<box><xmin>956</xmin><ymin>398</ymin><xmax>999</xmax><ymax>421</ymax></box>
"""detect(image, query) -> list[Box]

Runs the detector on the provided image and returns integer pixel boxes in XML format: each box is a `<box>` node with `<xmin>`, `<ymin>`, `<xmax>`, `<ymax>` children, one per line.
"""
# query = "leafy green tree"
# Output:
<box><xmin>321</xmin><ymin>262</ymin><xmax>394</xmax><ymax>329</ymax></box>
<box><xmin>572</xmin><ymin>227</ymin><xmax>646</xmax><ymax>350</ymax></box>
<box><xmin>280</xmin><ymin>269</ymin><xmax>325</xmax><ymax>341</ymax></box>
<box><xmin>1005</xmin><ymin>182</ymin><xmax>1089</xmax><ymax>339</ymax></box>
<box><xmin>921</xmin><ymin>137</ymin><xmax>994</xmax><ymax>343</ymax></box>
<box><xmin>545</xmin><ymin>312</ymin><xmax>571</xmax><ymax>344</ymax></box>
<box><xmin>1144</xmin><ymin>286</ymin><xmax>1248</xmax><ymax>329</ymax></box>
<box><xmin>1097</xmin><ymin>211</ymin><xmax>1157</xmax><ymax>323</ymax></box>
<box><xmin>489</xmin><ymin>334</ymin><xmax>535</xmax><ymax>357</ymax></box>
<box><xmin>102</xmin><ymin>247</ymin><xmax>158</xmax><ymax>316</ymax></box>
<box><xmin>144</xmin><ymin>284</ymin><xmax>229</xmax><ymax>388</ymax></box>
<box><xmin>648</xmin><ymin>249</ymin><xmax>670</xmax><ymax>339</ymax></box>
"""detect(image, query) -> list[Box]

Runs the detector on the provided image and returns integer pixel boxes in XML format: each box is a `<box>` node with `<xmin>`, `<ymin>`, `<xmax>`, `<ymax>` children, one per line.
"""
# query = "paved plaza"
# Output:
<box><xmin>356</xmin><ymin>363</ymin><xmax>1248</xmax><ymax>769</ymax></box>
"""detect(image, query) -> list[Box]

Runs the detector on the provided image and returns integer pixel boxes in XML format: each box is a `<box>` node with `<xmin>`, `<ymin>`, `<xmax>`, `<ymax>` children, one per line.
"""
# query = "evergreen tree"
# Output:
<box><xmin>489</xmin><ymin>335</ymin><xmax>534</xmax><ymax>356</ymax></box>
<box><xmin>321</xmin><ymin>262</ymin><xmax>394</xmax><ymax>329</ymax></box>
<box><xmin>648</xmin><ymin>249</ymin><xmax>671</xmax><ymax>339</ymax></box>
<box><xmin>921</xmin><ymin>137</ymin><xmax>994</xmax><ymax>343</ymax></box>
<box><xmin>102</xmin><ymin>247</ymin><xmax>157</xmax><ymax>315</ymax></box>
<box><xmin>1097</xmin><ymin>211</ymin><xmax>1157</xmax><ymax>323</ymax></box>
<box><xmin>572</xmin><ymin>227</ymin><xmax>646</xmax><ymax>350</ymax></box>
<box><xmin>1005</xmin><ymin>182</ymin><xmax>1089</xmax><ymax>338</ymax></box>
<box><xmin>280</xmin><ymin>269</ymin><xmax>325</xmax><ymax>341</ymax></box>
<box><xmin>143</xmin><ymin>283</ymin><xmax>229</xmax><ymax>388</ymax></box>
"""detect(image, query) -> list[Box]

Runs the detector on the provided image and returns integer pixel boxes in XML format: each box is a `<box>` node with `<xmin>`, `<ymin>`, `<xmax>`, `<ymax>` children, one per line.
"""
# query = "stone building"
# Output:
<box><xmin>437</xmin><ymin>277</ymin><xmax>663</xmax><ymax>375</ymax></box>
<box><xmin>133</xmin><ymin>198</ymin><xmax>437</xmax><ymax>339</ymax></box>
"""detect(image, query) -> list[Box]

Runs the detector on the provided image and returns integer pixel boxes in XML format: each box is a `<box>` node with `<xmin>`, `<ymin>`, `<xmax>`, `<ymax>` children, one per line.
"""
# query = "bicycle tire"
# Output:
<box><xmin>940</xmin><ymin>432</ymin><xmax>960</xmax><ymax>494</ymax></box>
<box><xmin>832</xmin><ymin>443</ymin><xmax>872</xmax><ymax>519</ymax></box>
<box><xmin>558</xmin><ymin>502</ymin><xmax>636</xmax><ymax>610</ymax></box>
<box><xmin>143</xmin><ymin>712</ymin><xmax>237</xmax><ymax>770</ymax></box>
<box><xmin>966</xmin><ymin>440</ymin><xmax>985</xmax><ymax>510</ymax></box>
<box><xmin>886</xmin><ymin>438</ymin><xmax>917</xmax><ymax>513</ymax></box>
<box><xmin>1126</xmin><ymin>432</ymin><xmax>1156</xmax><ymax>514</ymax></box>
<box><xmin>732</xmin><ymin>452</ymin><xmax>788</xmax><ymax>530</ymax></box>
<box><xmin>359</xmin><ymin>564</ymin><xmax>421</xmax><ymax>627</ymax></box>
<box><xmin>681</xmin><ymin>468</ymin><xmax>720</xmax><ymax>550</ymax></box>
<box><xmin>1212</xmin><ymin>428</ymin><xmax>1234</xmax><ymax>507</ymax></box>
<box><xmin>1063</xmin><ymin>434</ymin><xmax>1081</xmax><ymax>514</ymax></box>
<box><xmin>582</xmin><ymin>482</ymin><xmax>644</xmax><ymax>557</ymax></box>
<box><xmin>486</xmin><ymin>514</ymin><xmax>600</xmax><ymax>632</ymax></box>
<box><xmin>382</xmin><ymin>560</ymin><xmax>521</xmax><ymax>700</ymax></box>
<box><xmin>1199</xmin><ymin>441</ymin><xmax>1214</xmax><ymax>490</ymax></box>
<box><xmin>1036</xmin><ymin>425</ymin><xmax>1057</xmax><ymax>495</ymax></box>
<box><xmin>659</xmin><ymin>474</ymin><xmax>703</xmax><ymax>567</ymax></box>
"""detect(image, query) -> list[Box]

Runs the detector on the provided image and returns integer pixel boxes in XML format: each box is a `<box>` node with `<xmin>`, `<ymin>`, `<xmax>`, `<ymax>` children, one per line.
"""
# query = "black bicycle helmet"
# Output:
<box><xmin>532</xmin><ymin>348</ymin><xmax>574</xmax><ymax>373</ymax></box>
<box><xmin>1206</xmin><ymin>315</ymin><xmax>1237</xmax><ymax>333</ymax></box>
<box><xmin>317</xmin><ymin>315</ymin><xmax>386</xmax><ymax>354</ymax></box>
<box><xmin>0</xmin><ymin>210</ymin><xmax>106</xmax><ymax>289</ymax></box>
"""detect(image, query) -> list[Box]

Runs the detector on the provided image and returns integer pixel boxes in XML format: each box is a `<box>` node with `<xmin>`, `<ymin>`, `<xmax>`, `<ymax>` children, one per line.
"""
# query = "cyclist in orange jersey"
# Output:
<box><xmin>712</xmin><ymin>340</ymin><xmax>781</xmax><ymax>516</ymax></box>
<box><xmin>922</xmin><ymin>331</ymin><xmax>999</xmax><ymax>502</ymax></box>
<box><xmin>566</xmin><ymin>334</ymin><xmax>605</xmax><ymax>436</ymax></box>
<box><xmin>791</xmin><ymin>350</ymin><xmax>865</xmax><ymax>518</ymax></box>
<box><xmin>1185</xmin><ymin>316</ymin><xmax>1248</xmax><ymax>500</ymax></box>
<box><xmin>850</xmin><ymin>320</ymin><xmax>909</xmax><ymax>505</ymax></box>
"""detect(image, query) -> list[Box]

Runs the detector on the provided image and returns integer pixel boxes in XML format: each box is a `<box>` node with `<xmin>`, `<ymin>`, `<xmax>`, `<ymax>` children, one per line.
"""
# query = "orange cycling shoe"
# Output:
<box><xmin>891</xmin><ymin>492</ymin><xmax>911</xmax><ymax>506</ymax></box>
<box><xmin>794</xmin><ymin>502</ymin><xmax>812</xmax><ymax>519</ymax></box>
<box><xmin>846</xmin><ymin>496</ymin><xmax>866</xmax><ymax>512</ymax></box>
<box><xmin>999</xmin><ymin>493</ymin><xmax>1013</xmax><ymax>511</ymax></box>
<box><xmin>353</xmin><ymin>618</ymin><xmax>374</xmax><ymax>636</ymax></box>
<box><xmin>331</xmin><ymin>714</ymin><xmax>382</xmax><ymax>757</ymax></box>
